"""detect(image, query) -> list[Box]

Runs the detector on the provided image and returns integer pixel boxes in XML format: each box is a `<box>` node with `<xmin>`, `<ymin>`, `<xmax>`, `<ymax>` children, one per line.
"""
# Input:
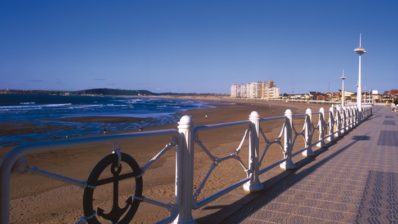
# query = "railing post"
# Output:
<box><xmin>327</xmin><ymin>106</ymin><xmax>334</xmax><ymax>143</ymax></box>
<box><xmin>367</xmin><ymin>106</ymin><xmax>370</xmax><ymax>118</ymax></box>
<box><xmin>348</xmin><ymin>107</ymin><xmax>351</xmax><ymax>130</ymax></box>
<box><xmin>348</xmin><ymin>107</ymin><xmax>352</xmax><ymax>130</ymax></box>
<box><xmin>353</xmin><ymin>106</ymin><xmax>357</xmax><ymax>126</ymax></box>
<box><xmin>347</xmin><ymin>107</ymin><xmax>350</xmax><ymax>130</ymax></box>
<box><xmin>174</xmin><ymin>115</ymin><xmax>195</xmax><ymax>224</ymax></box>
<box><xmin>341</xmin><ymin>106</ymin><xmax>346</xmax><ymax>134</ymax></box>
<box><xmin>358</xmin><ymin>106</ymin><xmax>363</xmax><ymax>122</ymax></box>
<box><xmin>352</xmin><ymin>106</ymin><xmax>357</xmax><ymax>127</ymax></box>
<box><xmin>334</xmin><ymin>105</ymin><xmax>341</xmax><ymax>138</ymax></box>
<box><xmin>346</xmin><ymin>107</ymin><xmax>350</xmax><ymax>130</ymax></box>
<box><xmin>302</xmin><ymin>108</ymin><xmax>314</xmax><ymax>157</ymax></box>
<box><xmin>243</xmin><ymin>111</ymin><xmax>263</xmax><ymax>192</ymax></box>
<box><xmin>343</xmin><ymin>107</ymin><xmax>350</xmax><ymax>132</ymax></box>
<box><xmin>317</xmin><ymin>107</ymin><xmax>325</xmax><ymax>148</ymax></box>
<box><xmin>366</xmin><ymin>106</ymin><xmax>369</xmax><ymax>119</ymax></box>
<box><xmin>341</xmin><ymin>106</ymin><xmax>345</xmax><ymax>134</ymax></box>
<box><xmin>356</xmin><ymin>106</ymin><xmax>360</xmax><ymax>124</ymax></box>
<box><xmin>280</xmin><ymin>109</ymin><xmax>295</xmax><ymax>170</ymax></box>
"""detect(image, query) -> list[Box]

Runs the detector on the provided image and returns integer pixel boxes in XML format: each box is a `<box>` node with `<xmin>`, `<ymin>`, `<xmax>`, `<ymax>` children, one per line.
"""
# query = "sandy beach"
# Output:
<box><xmin>2</xmin><ymin>97</ymin><xmax>328</xmax><ymax>223</ymax></box>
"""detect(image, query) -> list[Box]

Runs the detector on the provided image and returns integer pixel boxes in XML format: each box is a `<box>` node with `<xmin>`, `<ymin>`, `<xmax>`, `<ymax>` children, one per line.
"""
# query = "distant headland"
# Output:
<box><xmin>0</xmin><ymin>88</ymin><xmax>225</xmax><ymax>97</ymax></box>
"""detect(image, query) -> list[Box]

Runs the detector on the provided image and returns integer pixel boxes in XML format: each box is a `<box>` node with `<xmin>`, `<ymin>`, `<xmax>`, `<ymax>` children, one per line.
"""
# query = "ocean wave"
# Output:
<box><xmin>114</xmin><ymin>98</ymin><xmax>143</xmax><ymax>104</ymax></box>
<box><xmin>170</xmin><ymin>106</ymin><xmax>182</xmax><ymax>109</ymax></box>
<box><xmin>67</xmin><ymin>104</ymin><xmax>103</xmax><ymax>109</ymax></box>
<box><xmin>0</xmin><ymin>103</ymin><xmax>73</xmax><ymax>110</ymax></box>
<box><xmin>0</xmin><ymin>103</ymin><xmax>133</xmax><ymax>112</ymax></box>
<box><xmin>0</xmin><ymin>105</ymin><xmax>43</xmax><ymax>111</ymax></box>
<box><xmin>42</xmin><ymin>103</ymin><xmax>72</xmax><ymax>108</ymax></box>
<box><xmin>20</xmin><ymin>101</ymin><xmax>36</xmax><ymax>105</ymax></box>
<box><xmin>105</xmin><ymin>104</ymin><xmax>128</xmax><ymax>107</ymax></box>
<box><xmin>0</xmin><ymin>96</ymin><xmax>213</xmax><ymax>146</ymax></box>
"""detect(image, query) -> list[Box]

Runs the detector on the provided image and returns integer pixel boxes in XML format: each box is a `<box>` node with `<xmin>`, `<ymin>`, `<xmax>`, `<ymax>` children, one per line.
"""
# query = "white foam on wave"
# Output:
<box><xmin>20</xmin><ymin>102</ymin><xmax>36</xmax><ymax>105</ymax></box>
<box><xmin>0</xmin><ymin>103</ymin><xmax>74</xmax><ymax>111</ymax></box>
<box><xmin>67</xmin><ymin>104</ymin><xmax>103</xmax><ymax>109</ymax></box>
<box><xmin>0</xmin><ymin>105</ymin><xmax>43</xmax><ymax>111</ymax></box>
<box><xmin>0</xmin><ymin>102</ymin><xmax>134</xmax><ymax>112</ymax></box>
<box><xmin>114</xmin><ymin>98</ymin><xmax>143</xmax><ymax>104</ymax></box>
<box><xmin>42</xmin><ymin>103</ymin><xmax>72</xmax><ymax>108</ymax></box>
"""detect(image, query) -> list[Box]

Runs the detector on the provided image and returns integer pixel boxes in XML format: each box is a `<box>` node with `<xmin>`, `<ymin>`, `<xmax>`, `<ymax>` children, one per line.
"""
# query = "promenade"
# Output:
<box><xmin>212</xmin><ymin>106</ymin><xmax>398</xmax><ymax>223</ymax></box>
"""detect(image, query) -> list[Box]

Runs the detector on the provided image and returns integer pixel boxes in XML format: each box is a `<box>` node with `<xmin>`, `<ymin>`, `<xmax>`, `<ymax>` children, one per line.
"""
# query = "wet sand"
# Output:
<box><xmin>61</xmin><ymin>116</ymin><xmax>148</xmax><ymax>123</ymax></box>
<box><xmin>3</xmin><ymin>98</ymin><xmax>328</xmax><ymax>223</ymax></box>
<box><xmin>0</xmin><ymin>123</ymin><xmax>72</xmax><ymax>136</ymax></box>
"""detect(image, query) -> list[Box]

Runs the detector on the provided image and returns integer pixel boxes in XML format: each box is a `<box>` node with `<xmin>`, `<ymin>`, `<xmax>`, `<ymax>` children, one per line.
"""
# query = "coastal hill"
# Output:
<box><xmin>0</xmin><ymin>88</ymin><xmax>153</xmax><ymax>96</ymax></box>
<box><xmin>0</xmin><ymin>88</ymin><xmax>224</xmax><ymax>96</ymax></box>
<box><xmin>75</xmin><ymin>88</ymin><xmax>153</xmax><ymax>96</ymax></box>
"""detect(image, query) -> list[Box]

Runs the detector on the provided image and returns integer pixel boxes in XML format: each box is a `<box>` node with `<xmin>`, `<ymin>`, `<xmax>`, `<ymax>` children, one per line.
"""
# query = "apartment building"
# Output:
<box><xmin>231</xmin><ymin>81</ymin><xmax>280</xmax><ymax>99</ymax></box>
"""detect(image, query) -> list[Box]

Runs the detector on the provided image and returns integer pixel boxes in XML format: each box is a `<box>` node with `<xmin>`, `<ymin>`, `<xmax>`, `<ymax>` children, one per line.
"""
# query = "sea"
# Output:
<box><xmin>0</xmin><ymin>94</ymin><xmax>212</xmax><ymax>148</ymax></box>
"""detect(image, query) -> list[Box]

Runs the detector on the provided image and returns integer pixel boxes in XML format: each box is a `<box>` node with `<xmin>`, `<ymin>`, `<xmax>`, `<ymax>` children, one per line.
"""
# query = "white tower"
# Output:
<box><xmin>340</xmin><ymin>70</ymin><xmax>347</xmax><ymax>106</ymax></box>
<box><xmin>354</xmin><ymin>34</ymin><xmax>366</xmax><ymax>111</ymax></box>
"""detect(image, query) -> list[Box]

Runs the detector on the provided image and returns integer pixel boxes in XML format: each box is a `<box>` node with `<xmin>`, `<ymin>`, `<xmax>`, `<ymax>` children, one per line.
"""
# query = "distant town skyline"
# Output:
<box><xmin>1</xmin><ymin>1</ymin><xmax>397</xmax><ymax>94</ymax></box>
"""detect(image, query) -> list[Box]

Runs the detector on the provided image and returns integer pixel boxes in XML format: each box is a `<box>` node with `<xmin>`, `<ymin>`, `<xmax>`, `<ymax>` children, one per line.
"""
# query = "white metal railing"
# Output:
<box><xmin>268</xmin><ymin>98</ymin><xmax>375</xmax><ymax>106</ymax></box>
<box><xmin>269</xmin><ymin>98</ymin><xmax>336</xmax><ymax>104</ymax></box>
<box><xmin>171</xmin><ymin>104</ymin><xmax>372</xmax><ymax>223</ymax></box>
<box><xmin>0</xmin><ymin>129</ymin><xmax>181</xmax><ymax>224</ymax></box>
<box><xmin>0</xmin><ymin>105</ymin><xmax>373</xmax><ymax>224</ymax></box>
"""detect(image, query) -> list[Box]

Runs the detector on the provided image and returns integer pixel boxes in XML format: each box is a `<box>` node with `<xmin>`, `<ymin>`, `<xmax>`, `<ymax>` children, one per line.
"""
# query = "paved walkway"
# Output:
<box><xmin>222</xmin><ymin>106</ymin><xmax>398</xmax><ymax>223</ymax></box>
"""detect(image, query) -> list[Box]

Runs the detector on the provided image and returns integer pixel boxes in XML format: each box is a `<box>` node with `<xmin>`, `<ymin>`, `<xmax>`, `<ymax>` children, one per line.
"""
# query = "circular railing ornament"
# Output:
<box><xmin>83</xmin><ymin>152</ymin><xmax>143</xmax><ymax>224</ymax></box>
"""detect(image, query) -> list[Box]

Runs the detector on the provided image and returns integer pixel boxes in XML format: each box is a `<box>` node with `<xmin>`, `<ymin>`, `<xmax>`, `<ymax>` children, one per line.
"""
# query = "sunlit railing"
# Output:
<box><xmin>0</xmin><ymin>105</ymin><xmax>372</xmax><ymax>224</ymax></box>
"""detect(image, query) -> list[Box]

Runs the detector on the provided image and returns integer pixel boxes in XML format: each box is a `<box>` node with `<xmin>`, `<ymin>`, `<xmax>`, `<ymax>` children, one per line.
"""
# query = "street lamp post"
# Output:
<box><xmin>354</xmin><ymin>34</ymin><xmax>366</xmax><ymax>111</ymax></box>
<box><xmin>340</xmin><ymin>70</ymin><xmax>347</xmax><ymax>106</ymax></box>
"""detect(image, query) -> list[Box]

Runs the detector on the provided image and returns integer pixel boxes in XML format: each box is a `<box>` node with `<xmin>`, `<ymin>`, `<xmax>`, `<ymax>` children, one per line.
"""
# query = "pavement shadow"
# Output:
<box><xmin>198</xmin><ymin>134</ymin><xmax>370</xmax><ymax>223</ymax></box>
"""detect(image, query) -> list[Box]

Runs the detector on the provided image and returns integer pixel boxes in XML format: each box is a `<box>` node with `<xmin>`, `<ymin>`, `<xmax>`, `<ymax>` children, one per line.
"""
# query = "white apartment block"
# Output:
<box><xmin>231</xmin><ymin>81</ymin><xmax>280</xmax><ymax>99</ymax></box>
<box><xmin>247</xmin><ymin>82</ymin><xmax>259</xmax><ymax>98</ymax></box>
<box><xmin>230</xmin><ymin>84</ymin><xmax>239</xmax><ymax>98</ymax></box>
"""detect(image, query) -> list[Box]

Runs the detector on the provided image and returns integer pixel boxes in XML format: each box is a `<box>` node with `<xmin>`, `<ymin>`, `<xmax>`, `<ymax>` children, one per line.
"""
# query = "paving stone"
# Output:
<box><xmin>222</xmin><ymin>106</ymin><xmax>398</xmax><ymax>224</ymax></box>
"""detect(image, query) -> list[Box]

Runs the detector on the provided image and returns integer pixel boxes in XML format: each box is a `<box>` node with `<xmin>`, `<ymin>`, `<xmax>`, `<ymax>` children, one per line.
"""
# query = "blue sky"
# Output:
<box><xmin>0</xmin><ymin>0</ymin><xmax>397</xmax><ymax>94</ymax></box>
